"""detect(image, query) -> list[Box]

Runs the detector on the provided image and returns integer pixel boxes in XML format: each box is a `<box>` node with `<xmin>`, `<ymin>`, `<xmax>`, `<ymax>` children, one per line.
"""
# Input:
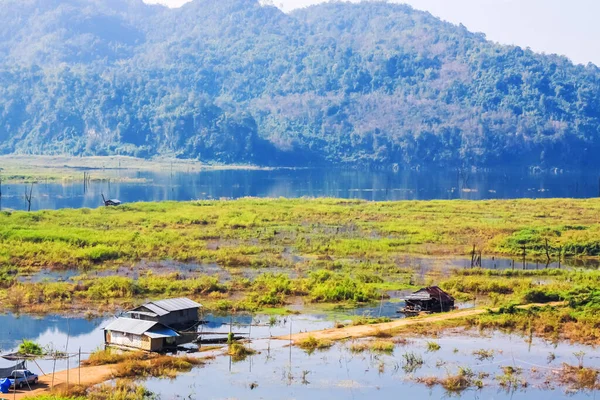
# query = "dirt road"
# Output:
<box><xmin>277</xmin><ymin>302</ymin><xmax>564</xmax><ymax>343</ymax></box>
<box><xmin>7</xmin><ymin>364</ymin><xmax>114</xmax><ymax>399</ymax></box>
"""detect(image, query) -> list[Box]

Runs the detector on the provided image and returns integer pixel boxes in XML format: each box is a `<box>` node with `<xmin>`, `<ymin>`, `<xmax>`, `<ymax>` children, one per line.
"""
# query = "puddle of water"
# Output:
<box><xmin>14</xmin><ymin>252</ymin><xmax>600</xmax><ymax>285</ymax></box>
<box><xmin>17</xmin><ymin>269</ymin><xmax>81</xmax><ymax>283</ymax></box>
<box><xmin>399</xmin><ymin>254</ymin><xmax>600</xmax><ymax>273</ymax></box>
<box><xmin>142</xmin><ymin>331</ymin><xmax>600</xmax><ymax>399</ymax></box>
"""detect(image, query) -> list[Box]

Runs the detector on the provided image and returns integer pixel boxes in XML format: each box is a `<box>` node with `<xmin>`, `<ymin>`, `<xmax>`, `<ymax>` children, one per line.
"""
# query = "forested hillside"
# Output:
<box><xmin>0</xmin><ymin>0</ymin><xmax>599</xmax><ymax>168</ymax></box>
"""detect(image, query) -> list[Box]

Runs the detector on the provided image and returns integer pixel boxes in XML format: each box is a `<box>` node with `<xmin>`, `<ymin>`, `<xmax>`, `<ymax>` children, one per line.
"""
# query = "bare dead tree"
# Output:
<box><xmin>24</xmin><ymin>183</ymin><xmax>34</xmax><ymax>212</ymax></box>
<box><xmin>544</xmin><ymin>239</ymin><xmax>551</xmax><ymax>268</ymax></box>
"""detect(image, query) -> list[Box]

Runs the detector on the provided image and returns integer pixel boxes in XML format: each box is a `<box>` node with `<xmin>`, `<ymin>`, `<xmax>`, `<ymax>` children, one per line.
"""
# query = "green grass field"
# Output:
<box><xmin>1</xmin><ymin>198</ymin><xmax>600</xmax><ymax>335</ymax></box>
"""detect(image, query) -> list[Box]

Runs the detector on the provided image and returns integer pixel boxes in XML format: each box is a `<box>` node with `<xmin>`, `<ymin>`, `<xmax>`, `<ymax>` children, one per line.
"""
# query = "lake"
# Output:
<box><xmin>2</xmin><ymin>167</ymin><xmax>600</xmax><ymax>211</ymax></box>
<box><xmin>4</xmin><ymin>313</ymin><xmax>600</xmax><ymax>400</ymax></box>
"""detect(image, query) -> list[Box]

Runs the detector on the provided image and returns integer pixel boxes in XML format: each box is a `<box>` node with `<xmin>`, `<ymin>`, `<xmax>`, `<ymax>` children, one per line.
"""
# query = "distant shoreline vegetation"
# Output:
<box><xmin>0</xmin><ymin>155</ymin><xmax>282</xmax><ymax>183</ymax></box>
<box><xmin>0</xmin><ymin>0</ymin><xmax>599</xmax><ymax>168</ymax></box>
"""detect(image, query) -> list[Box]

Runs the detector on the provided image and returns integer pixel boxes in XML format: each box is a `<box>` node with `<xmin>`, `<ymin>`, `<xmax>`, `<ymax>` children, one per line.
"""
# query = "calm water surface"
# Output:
<box><xmin>144</xmin><ymin>332</ymin><xmax>600</xmax><ymax>400</ymax></box>
<box><xmin>2</xmin><ymin>168</ymin><xmax>600</xmax><ymax>211</ymax></box>
<box><xmin>4</xmin><ymin>314</ymin><xmax>600</xmax><ymax>399</ymax></box>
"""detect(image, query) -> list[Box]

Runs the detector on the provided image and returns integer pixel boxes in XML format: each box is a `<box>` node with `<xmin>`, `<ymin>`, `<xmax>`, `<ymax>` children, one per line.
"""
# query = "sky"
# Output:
<box><xmin>143</xmin><ymin>0</ymin><xmax>598</xmax><ymax>66</ymax></box>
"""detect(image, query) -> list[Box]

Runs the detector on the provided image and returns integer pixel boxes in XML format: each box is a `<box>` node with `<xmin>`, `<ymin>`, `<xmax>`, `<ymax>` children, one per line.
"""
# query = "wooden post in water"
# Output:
<box><xmin>51</xmin><ymin>355</ymin><xmax>56</xmax><ymax>391</ymax></box>
<box><xmin>558</xmin><ymin>246</ymin><xmax>562</xmax><ymax>269</ymax></box>
<box><xmin>78</xmin><ymin>347</ymin><xmax>81</xmax><ymax>385</ymax></box>
<box><xmin>12</xmin><ymin>369</ymin><xmax>16</xmax><ymax>400</ymax></box>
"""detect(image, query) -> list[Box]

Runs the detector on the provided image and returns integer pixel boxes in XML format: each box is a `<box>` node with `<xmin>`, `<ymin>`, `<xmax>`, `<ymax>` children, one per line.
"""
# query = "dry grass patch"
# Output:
<box><xmin>83</xmin><ymin>349</ymin><xmax>151</xmax><ymax>366</ymax></box>
<box><xmin>112</xmin><ymin>355</ymin><xmax>204</xmax><ymax>379</ymax></box>
<box><xmin>558</xmin><ymin>364</ymin><xmax>600</xmax><ymax>391</ymax></box>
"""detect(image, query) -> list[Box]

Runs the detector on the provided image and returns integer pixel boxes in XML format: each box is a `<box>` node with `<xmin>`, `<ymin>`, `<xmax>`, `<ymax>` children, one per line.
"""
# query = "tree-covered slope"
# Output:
<box><xmin>0</xmin><ymin>0</ymin><xmax>598</xmax><ymax>168</ymax></box>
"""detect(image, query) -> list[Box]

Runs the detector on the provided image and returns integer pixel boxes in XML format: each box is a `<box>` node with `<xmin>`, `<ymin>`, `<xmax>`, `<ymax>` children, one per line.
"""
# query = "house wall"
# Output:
<box><xmin>107</xmin><ymin>331</ymin><xmax>154</xmax><ymax>351</ymax></box>
<box><xmin>157</xmin><ymin>308</ymin><xmax>199</xmax><ymax>327</ymax></box>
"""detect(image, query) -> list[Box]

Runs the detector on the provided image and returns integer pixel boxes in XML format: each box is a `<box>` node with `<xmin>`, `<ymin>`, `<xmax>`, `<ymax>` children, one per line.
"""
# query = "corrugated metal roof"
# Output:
<box><xmin>104</xmin><ymin>318</ymin><xmax>159</xmax><ymax>335</ymax></box>
<box><xmin>405</xmin><ymin>286</ymin><xmax>454</xmax><ymax>302</ymax></box>
<box><xmin>142</xmin><ymin>303</ymin><xmax>170</xmax><ymax>316</ymax></box>
<box><xmin>145</xmin><ymin>327</ymin><xmax>179</xmax><ymax>339</ymax></box>
<box><xmin>126</xmin><ymin>311</ymin><xmax>158</xmax><ymax>318</ymax></box>
<box><xmin>149</xmin><ymin>298</ymin><xmax>202</xmax><ymax>312</ymax></box>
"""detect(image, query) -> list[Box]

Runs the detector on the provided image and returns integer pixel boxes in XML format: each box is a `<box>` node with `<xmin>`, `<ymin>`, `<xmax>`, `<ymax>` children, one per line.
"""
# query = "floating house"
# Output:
<box><xmin>104</xmin><ymin>298</ymin><xmax>202</xmax><ymax>351</ymax></box>
<box><xmin>103</xmin><ymin>318</ymin><xmax>180</xmax><ymax>352</ymax></box>
<box><xmin>126</xmin><ymin>298</ymin><xmax>202</xmax><ymax>329</ymax></box>
<box><xmin>403</xmin><ymin>286</ymin><xmax>455</xmax><ymax>313</ymax></box>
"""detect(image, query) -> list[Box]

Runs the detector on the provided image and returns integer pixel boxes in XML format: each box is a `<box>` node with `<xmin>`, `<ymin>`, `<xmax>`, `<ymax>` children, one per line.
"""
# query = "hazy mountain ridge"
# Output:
<box><xmin>0</xmin><ymin>0</ymin><xmax>598</xmax><ymax>167</ymax></box>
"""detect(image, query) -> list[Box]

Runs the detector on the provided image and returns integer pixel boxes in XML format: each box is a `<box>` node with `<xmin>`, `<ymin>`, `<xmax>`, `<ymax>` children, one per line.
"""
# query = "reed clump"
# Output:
<box><xmin>297</xmin><ymin>336</ymin><xmax>334</xmax><ymax>351</ymax></box>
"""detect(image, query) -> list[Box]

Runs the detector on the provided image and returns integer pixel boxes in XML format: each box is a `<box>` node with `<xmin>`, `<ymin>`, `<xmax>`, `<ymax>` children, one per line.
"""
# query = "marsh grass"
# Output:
<box><xmin>426</xmin><ymin>341</ymin><xmax>441</xmax><ymax>352</ymax></box>
<box><xmin>84</xmin><ymin>349</ymin><xmax>150</xmax><ymax>366</ymax></box>
<box><xmin>402</xmin><ymin>352</ymin><xmax>424</xmax><ymax>373</ymax></box>
<box><xmin>41</xmin><ymin>379</ymin><xmax>153</xmax><ymax>400</ymax></box>
<box><xmin>472</xmin><ymin>349</ymin><xmax>494</xmax><ymax>361</ymax></box>
<box><xmin>4</xmin><ymin>198</ymin><xmax>600</xmax><ymax>328</ymax></box>
<box><xmin>559</xmin><ymin>364</ymin><xmax>600</xmax><ymax>390</ymax></box>
<box><xmin>370</xmin><ymin>340</ymin><xmax>395</xmax><ymax>353</ymax></box>
<box><xmin>417</xmin><ymin>367</ymin><xmax>483</xmax><ymax>392</ymax></box>
<box><xmin>497</xmin><ymin>366</ymin><xmax>527</xmax><ymax>390</ymax></box>
<box><xmin>112</xmin><ymin>355</ymin><xmax>204</xmax><ymax>379</ymax></box>
<box><xmin>228</xmin><ymin>343</ymin><xmax>257</xmax><ymax>362</ymax></box>
<box><xmin>297</xmin><ymin>336</ymin><xmax>334</xmax><ymax>352</ymax></box>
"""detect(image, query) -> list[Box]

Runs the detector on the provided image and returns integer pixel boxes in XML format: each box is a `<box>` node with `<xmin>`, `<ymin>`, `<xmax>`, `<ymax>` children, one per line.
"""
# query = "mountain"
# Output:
<box><xmin>0</xmin><ymin>0</ymin><xmax>599</xmax><ymax>168</ymax></box>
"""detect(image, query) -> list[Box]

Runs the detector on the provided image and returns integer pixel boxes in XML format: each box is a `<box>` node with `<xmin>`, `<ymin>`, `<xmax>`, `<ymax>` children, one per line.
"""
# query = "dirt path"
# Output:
<box><xmin>277</xmin><ymin>302</ymin><xmax>564</xmax><ymax>343</ymax></box>
<box><xmin>7</xmin><ymin>364</ymin><xmax>114</xmax><ymax>399</ymax></box>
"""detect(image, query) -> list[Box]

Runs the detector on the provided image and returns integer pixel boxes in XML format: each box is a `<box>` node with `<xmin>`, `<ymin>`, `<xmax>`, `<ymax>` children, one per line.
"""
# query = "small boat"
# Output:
<box><xmin>101</xmin><ymin>194</ymin><xmax>122</xmax><ymax>207</ymax></box>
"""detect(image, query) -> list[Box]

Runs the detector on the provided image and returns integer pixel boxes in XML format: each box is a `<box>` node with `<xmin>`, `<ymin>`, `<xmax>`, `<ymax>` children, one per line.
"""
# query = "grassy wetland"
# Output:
<box><xmin>1</xmin><ymin>197</ymin><xmax>600</xmax><ymax>345</ymax></box>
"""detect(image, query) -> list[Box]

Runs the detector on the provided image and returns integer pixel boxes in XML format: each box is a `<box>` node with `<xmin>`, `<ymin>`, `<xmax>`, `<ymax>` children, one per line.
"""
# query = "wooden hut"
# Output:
<box><xmin>403</xmin><ymin>286</ymin><xmax>455</xmax><ymax>313</ymax></box>
<box><xmin>103</xmin><ymin>318</ymin><xmax>179</xmax><ymax>352</ymax></box>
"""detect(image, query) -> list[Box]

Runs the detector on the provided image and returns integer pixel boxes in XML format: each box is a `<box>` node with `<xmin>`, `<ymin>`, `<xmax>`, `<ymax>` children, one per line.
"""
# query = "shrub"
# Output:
<box><xmin>18</xmin><ymin>340</ymin><xmax>44</xmax><ymax>356</ymax></box>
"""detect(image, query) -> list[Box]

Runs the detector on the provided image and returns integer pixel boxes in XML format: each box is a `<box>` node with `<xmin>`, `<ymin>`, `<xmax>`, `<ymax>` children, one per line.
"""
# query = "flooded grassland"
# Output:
<box><xmin>2</xmin><ymin>198</ymin><xmax>600</xmax><ymax>398</ymax></box>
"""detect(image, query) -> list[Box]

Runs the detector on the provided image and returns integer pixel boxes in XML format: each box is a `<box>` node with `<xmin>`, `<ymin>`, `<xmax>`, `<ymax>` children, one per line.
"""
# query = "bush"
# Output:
<box><xmin>18</xmin><ymin>340</ymin><xmax>44</xmax><ymax>356</ymax></box>
<box><xmin>523</xmin><ymin>289</ymin><xmax>561</xmax><ymax>304</ymax></box>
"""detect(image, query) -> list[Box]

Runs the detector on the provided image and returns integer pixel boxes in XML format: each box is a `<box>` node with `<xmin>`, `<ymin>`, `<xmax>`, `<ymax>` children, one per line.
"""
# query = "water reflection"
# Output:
<box><xmin>0</xmin><ymin>314</ymin><xmax>108</xmax><ymax>375</ymax></box>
